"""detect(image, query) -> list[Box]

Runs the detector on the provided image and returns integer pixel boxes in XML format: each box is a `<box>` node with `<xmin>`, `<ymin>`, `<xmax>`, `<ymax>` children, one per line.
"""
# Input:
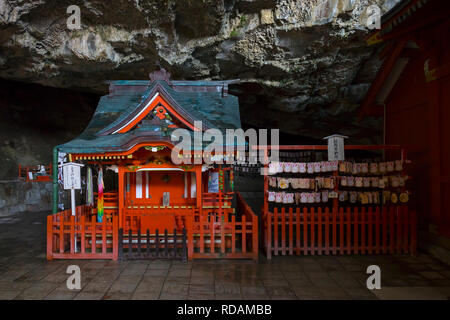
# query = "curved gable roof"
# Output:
<box><xmin>57</xmin><ymin>74</ymin><xmax>241</xmax><ymax>154</ymax></box>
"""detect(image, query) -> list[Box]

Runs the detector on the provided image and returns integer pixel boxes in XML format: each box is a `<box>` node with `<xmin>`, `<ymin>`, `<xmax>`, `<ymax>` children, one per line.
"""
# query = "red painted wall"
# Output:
<box><xmin>384</xmin><ymin>29</ymin><xmax>450</xmax><ymax>235</ymax></box>
<box><xmin>125</xmin><ymin>171</ymin><xmax>196</xmax><ymax>206</ymax></box>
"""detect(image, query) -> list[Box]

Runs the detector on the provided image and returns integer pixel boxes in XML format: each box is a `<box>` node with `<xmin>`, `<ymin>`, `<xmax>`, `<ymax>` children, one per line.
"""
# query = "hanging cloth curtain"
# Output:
<box><xmin>97</xmin><ymin>166</ymin><xmax>104</xmax><ymax>222</ymax></box>
<box><xmin>86</xmin><ymin>167</ymin><xmax>94</xmax><ymax>206</ymax></box>
<box><xmin>183</xmin><ymin>172</ymin><xmax>188</xmax><ymax>198</ymax></box>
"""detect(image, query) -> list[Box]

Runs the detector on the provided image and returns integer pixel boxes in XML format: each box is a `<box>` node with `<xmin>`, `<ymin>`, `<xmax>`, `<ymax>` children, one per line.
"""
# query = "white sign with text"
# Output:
<box><xmin>61</xmin><ymin>162</ymin><xmax>83</xmax><ymax>190</ymax></box>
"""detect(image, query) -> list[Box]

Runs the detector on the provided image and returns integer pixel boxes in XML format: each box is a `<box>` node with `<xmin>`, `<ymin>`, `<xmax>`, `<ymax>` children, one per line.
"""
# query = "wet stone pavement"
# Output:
<box><xmin>1</xmin><ymin>211</ymin><xmax>450</xmax><ymax>300</ymax></box>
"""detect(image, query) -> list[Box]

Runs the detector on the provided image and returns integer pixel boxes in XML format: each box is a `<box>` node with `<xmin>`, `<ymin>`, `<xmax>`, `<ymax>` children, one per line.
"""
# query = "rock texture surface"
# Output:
<box><xmin>0</xmin><ymin>180</ymin><xmax>52</xmax><ymax>215</ymax></box>
<box><xmin>0</xmin><ymin>0</ymin><xmax>401</xmax><ymax>143</ymax></box>
<box><xmin>0</xmin><ymin>79</ymin><xmax>97</xmax><ymax>180</ymax></box>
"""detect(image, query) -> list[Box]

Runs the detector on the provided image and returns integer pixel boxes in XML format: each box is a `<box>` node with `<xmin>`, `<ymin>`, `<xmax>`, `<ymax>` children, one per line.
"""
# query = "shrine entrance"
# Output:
<box><xmin>101</xmin><ymin>142</ymin><xmax>203</xmax><ymax>236</ymax></box>
<box><xmin>122</xmin><ymin>169</ymin><xmax>199</xmax><ymax>234</ymax></box>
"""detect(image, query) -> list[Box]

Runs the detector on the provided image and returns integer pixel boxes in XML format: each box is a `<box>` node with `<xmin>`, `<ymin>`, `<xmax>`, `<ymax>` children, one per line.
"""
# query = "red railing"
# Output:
<box><xmin>18</xmin><ymin>163</ymin><xmax>52</xmax><ymax>182</ymax></box>
<box><xmin>264</xmin><ymin>205</ymin><xmax>417</xmax><ymax>258</ymax></box>
<box><xmin>203</xmin><ymin>192</ymin><xmax>234</xmax><ymax>207</ymax></box>
<box><xmin>94</xmin><ymin>191</ymin><xmax>118</xmax><ymax>206</ymax></box>
<box><xmin>120</xmin><ymin>192</ymin><xmax>258</xmax><ymax>261</ymax></box>
<box><xmin>47</xmin><ymin>194</ymin><xmax>257</xmax><ymax>261</ymax></box>
<box><xmin>189</xmin><ymin>192</ymin><xmax>258</xmax><ymax>261</ymax></box>
<box><xmin>47</xmin><ymin>205</ymin><xmax>119</xmax><ymax>260</ymax></box>
<box><xmin>256</xmin><ymin>144</ymin><xmax>417</xmax><ymax>258</ymax></box>
<box><xmin>123</xmin><ymin>207</ymin><xmax>193</xmax><ymax>234</ymax></box>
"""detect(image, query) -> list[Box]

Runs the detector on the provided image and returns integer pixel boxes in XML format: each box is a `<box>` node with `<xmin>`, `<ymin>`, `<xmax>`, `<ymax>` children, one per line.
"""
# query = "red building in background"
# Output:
<box><xmin>360</xmin><ymin>0</ymin><xmax>450</xmax><ymax>237</ymax></box>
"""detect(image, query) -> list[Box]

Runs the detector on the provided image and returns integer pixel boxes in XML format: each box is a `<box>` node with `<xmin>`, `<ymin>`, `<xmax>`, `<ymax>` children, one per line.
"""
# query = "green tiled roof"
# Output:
<box><xmin>57</xmin><ymin>79</ymin><xmax>242</xmax><ymax>154</ymax></box>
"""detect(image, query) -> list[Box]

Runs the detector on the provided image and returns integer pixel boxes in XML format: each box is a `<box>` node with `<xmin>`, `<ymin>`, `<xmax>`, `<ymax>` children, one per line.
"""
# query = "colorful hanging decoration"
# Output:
<box><xmin>97</xmin><ymin>166</ymin><xmax>104</xmax><ymax>223</ymax></box>
<box><xmin>229</xmin><ymin>170</ymin><xmax>234</xmax><ymax>191</ymax></box>
<box><xmin>87</xmin><ymin>167</ymin><xmax>93</xmax><ymax>205</ymax></box>
<box><xmin>218</xmin><ymin>169</ymin><xmax>224</xmax><ymax>192</ymax></box>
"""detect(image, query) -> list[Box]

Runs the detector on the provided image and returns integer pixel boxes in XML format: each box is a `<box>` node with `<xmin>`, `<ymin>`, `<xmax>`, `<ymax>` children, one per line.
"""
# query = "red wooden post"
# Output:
<box><xmin>310</xmin><ymin>207</ymin><xmax>315</xmax><ymax>255</ymax></box>
<box><xmin>232</xmin><ymin>214</ymin><xmax>236</xmax><ymax>254</ymax></box>
<box><xmin>325</xmin><ymin>207</ymin><xmax>330</xmax><ymax>255</ymax></box>
<box><xmin>91</xmin><ymin>215</ymin><xmax>96</xmax><ymax>254</ymax></box>
<box><xmin>317</xmin><ymin>207</ymin><xmax>322</xmax><ymax>255</ymax></box>
<box><xmin>382</xmin><ymin>207</ymin><xmax>388</xmax><ymax>254</ymax></box>
<box><xmin>221</xmin><ymin>213</ymin><xmax>225</xmax><ymax>254</ymax></box>
<box><xmin>196</xmin><ymin>166</ymin><xmax>203</xmax><ymax>211</ymax></box>
<box><xmin>396</xmin><ymin>206</ymin><xmax>402</xmax><ymax>254</ymax></box>
<box><xmin>70</xmin><ymin>215</ymin><xmax>75</xmax><ymax>254</ymax></box>
<box><xmin>332</xmin><ymin>206</ymin><xmax>337</xmax><ymax>255</ymax></box>
<box><xmin>187</xmin><ymin>213</ymin><xmax>194</xmax><ymax>260</ymax></box>
<box><xmin>296</xmin><ymin>208</ymin><xmax>301</xmax><ymax>255</ymax></box>
<box><xmin>252</xmin><ymin>214</ymin><xmax>258</xmax><ymax>261</ymax></box>
<box><xmin>403</xmin><ymin>206</ymin><xmax>409</xmax><ymax>254</ymax></box>
<box><xmin>339</xmin><ymin>207</ymin><xmax>344</xmax><ymax>255</ymax></box>
<box><xmin>81</xmin><ymin>216</ymin><xmax>86</xmax><ymax>254</ymax></box>
<box><xmin>112</xmin><ymin>216</ymin><xmax>118</xmax><ymax>260</ymax></box>
<box><xmin>47</xmin><ymin>215</ymin><xmax>53</xmax><ymax>260</ymax></box>
<box><xmin>375</xmin><ymin>207</ymin><xmax>381</xmax><ymax>254</ymax></box>
<box><xmin>281</xmin><ymin>207</ymin><xmax>286</xmax><ymax>255</ymax></box>
<box><xmin>288</xmin><ymin>208</ymin><xmax>293</xmax><ymax>255</ymax></box>
<box><xmin>59</xmin><ymin>213</ymin><xmax>64</xmax><ymax>253</ymax></box>
<box><xmin>389</xmin><ymin>206</ymin><xmax>395</xmax><ymax>254</ymax></box>
<box><xmin>242</xmin><ymin>215</ymin><xmax>247</xmax><ymax>254</ymax></box>
<box><xmin>102</xmin><ymin>217</ymin><xmax>107</xmax><ymax>255</ymax></box>
<box><xmin>346</xmin><ymin>207</ymin><xmax>352</xmax><ymax>254</ymax></box>
<box><xmin>361</xmin><ymin>207</ymin><xmax>366</xmax><ymax>255</ymax></box>
<box><xmin>274</xmin><ymin>208</ymin><xmax>279</xmax><ymax>256</ymax></box>
<box><xmin>267</xmin><ymin>213</ymin><xmax>272</xmax><ymax>259</ymax></box>
<box><xmin>303</xmin><ymin>207</ymin><xmax>308</xmax><ymax>255</ymax></box>
<box><xmin>354</xmin><ymin>207</ymin><xmax>359</xmax><ymax>254</ymax></box>
<box><xmin>200</xmin><ymin>214</ymin><xmax>205</xmax><ymax>254</ymax></box>
<box><xmin>210</xmin><ymin>214</ymin><xmax>215</xmax><ymax>254</ymax></box>
<box><xmin>118</xmin><ymin>167</ymin><xmax>124</xmax><ymax>229</ymax></box>
<box><xmin>263</xmin><ymin>149</ymin><xmax>269</xmax><ymax>215</ymax></box>
<box><xmin>368</xmin><ymin>207</ymin><xmax>373</xmax><ymax>254</ymax></box>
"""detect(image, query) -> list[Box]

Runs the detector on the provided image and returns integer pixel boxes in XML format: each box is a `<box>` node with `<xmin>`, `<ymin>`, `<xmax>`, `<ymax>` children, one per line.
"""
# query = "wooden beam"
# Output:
<box><xmin>358</xmin><ymin>39</ymin><xmax>408</xmax><ymax>119</ymax></box>
<box><xmin>378</xmin><ymin>9</ymin><xmax>450</xmax><ymax>45</ymax></box>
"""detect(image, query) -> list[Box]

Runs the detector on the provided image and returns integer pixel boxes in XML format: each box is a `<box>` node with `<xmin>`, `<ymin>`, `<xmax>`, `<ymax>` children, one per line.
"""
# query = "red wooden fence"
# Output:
<box><xmin>47</xmin><ymin>205</ymin><xmax>119</xmax><ymax>260</ymax></box>
<box><xmin>47</xmin><ymin>194</ymin><xmax>257</xmax><ymax>261</ymax></box>
<box><xmin>188</xmin><ymin>192</ymin><xmax>258</xmax><ymax>261</ymax></box>
<box><xmin>264</xmin><ymin>205</ymin><xmax>417</xmax><ymax>259</ymax></box>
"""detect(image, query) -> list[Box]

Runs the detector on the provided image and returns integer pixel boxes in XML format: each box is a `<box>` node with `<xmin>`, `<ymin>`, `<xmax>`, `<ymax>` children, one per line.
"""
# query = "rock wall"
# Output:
<box><xmin>0</xmin><ymin>0</ymin><xmax>405</xmax><ymax>215</ymax></box>
<box><xmin>0</xmin><ymin>79</ymin><xmax>97</xmax><ymax>180</ymax></box>
<box><xmin>0</xmin><ymin>0</ymin><xmax>402</xmax><ymax>141</ymax></box>
<box><xmin>0</xmin><ymin>180</ymin><xmax>52</xmax><ymax>216</ymax></box>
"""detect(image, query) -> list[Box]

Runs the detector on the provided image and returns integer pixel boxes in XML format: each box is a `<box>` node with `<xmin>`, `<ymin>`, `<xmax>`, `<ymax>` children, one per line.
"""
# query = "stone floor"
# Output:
<box><xmin>1</xmin><ymin>211</ymin><xmax>450</xmax><ymax>300</ymax></box>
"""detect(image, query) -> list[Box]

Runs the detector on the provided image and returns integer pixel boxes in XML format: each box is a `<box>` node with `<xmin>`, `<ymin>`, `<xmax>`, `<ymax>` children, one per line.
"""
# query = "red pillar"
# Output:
<box><xmin>118</xmin><ymin>166</ymin><xmax>125</xmax><ymax>229</ymax></box>
<box><xmin>196</xmin><ymin>165</ymin><xmax>203</xmax><ymax>210</ymax></box>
